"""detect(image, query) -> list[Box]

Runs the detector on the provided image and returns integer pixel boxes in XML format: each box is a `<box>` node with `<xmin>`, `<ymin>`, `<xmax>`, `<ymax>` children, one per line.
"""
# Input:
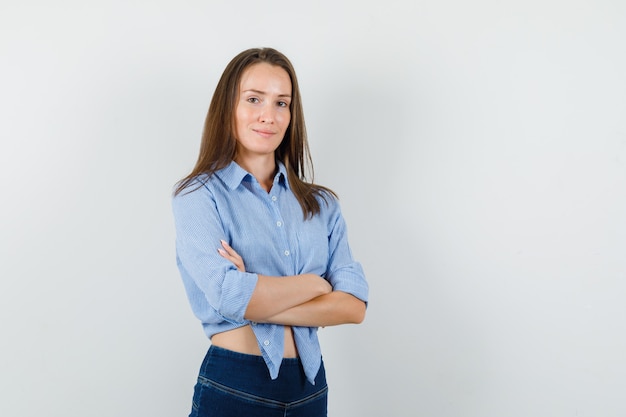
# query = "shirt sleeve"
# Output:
<box><xmin>325</xmin><ymin>199</ymin><xmax>369</xmax><ymax>305</ymax></box>
<box><xmin>172</xmin><ymin>180</ymin><xmax>258</xmax><ymax>323</ymax></box>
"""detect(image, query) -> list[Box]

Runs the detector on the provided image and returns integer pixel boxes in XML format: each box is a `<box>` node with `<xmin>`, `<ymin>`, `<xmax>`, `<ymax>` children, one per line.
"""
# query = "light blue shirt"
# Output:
<box><xmin>172</xmin><ymin>161</ymin><xmax>368</xmax><ymax>384</ymax></box>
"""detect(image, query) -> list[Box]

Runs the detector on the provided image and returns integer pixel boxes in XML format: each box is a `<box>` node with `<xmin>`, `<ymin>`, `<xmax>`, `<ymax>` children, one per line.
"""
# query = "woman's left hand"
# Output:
<box><xmin>218</xmin><ymin>240</ymin><xmax>246</xmax><ymax>272</ymax></box>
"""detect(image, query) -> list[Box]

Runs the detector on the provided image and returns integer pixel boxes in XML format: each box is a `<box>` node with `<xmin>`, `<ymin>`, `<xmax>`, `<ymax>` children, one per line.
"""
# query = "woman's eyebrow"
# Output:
<box><xmin>242</xmin><ymin>89</ymin><xmax>291</xmax><ymax>98</ymax></box>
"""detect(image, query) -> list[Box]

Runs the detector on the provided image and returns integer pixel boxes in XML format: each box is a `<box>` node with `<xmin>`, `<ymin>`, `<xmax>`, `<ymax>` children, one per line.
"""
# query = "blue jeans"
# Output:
<box><xmin>189</xmin><ymin>345</ymin><xmax>328</xmax><ymax>417</ymax></box>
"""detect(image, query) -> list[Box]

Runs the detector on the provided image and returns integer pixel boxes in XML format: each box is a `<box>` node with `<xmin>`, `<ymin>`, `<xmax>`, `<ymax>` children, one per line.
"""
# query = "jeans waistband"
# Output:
<box><xmin>207</xmin><ymin>345</ymin><xmax>302</xmax><ymax>366</ymax></box>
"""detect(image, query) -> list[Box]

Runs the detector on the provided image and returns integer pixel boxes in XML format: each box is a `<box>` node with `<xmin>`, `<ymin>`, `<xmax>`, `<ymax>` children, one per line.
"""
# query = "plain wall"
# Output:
<box><xmin>1</xmin><ymin>1</ymin><xmax>625</xmax><ymax>416</ymax></box>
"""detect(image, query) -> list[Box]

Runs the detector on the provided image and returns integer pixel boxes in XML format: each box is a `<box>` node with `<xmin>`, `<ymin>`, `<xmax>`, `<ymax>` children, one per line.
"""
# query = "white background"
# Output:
<box><xmin>1</xmin><ymin>1</ymin><xmax>625</xmax><ymax>416</ymax></box>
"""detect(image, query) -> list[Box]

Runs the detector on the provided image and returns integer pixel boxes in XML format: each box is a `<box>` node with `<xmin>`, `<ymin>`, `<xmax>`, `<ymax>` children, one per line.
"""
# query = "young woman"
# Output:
<box><xmin>172</xmin><ymin>47</ymin><xmax>369</xmax><ymax>417</ymax></box>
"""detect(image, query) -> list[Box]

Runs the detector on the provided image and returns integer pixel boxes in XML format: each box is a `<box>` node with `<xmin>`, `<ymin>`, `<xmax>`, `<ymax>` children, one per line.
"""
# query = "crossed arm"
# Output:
<box><xmin>218</xmin><ymin>240</ymin><xmax>366</xmax><ymax>327</ymax></box>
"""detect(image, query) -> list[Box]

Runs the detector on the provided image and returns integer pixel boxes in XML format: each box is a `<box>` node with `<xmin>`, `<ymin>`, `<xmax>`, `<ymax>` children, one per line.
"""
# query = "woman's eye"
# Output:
<box><xmin>247</xmin><ymin>97</ymin><xmax>259</xmax><ymax>103</ymax></box>
<box><xmin>278</xmin><ymin>101</ymin><xmax>289</xmax><ymax>107</ymax></box>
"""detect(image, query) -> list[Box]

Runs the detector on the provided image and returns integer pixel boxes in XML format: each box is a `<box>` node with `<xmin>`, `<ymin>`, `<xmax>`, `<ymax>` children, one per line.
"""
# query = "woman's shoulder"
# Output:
<box><xmin>313</xmin><ymin>186</ymin><xmax>342</xmax><ymax>215</ymax></box>
<box><xmin>172</xmin><ymin>172</ymin><xmax>218</xmax><ymax>202</ymax></box>
<box><xmin>174</xmin><ymin>161</ymin><xmax>243</xmax><ymax>198</ymax></box>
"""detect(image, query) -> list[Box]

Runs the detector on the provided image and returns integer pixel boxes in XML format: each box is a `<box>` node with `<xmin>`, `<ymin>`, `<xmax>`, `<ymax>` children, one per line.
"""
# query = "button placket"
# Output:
<box><xmin>270</xmin><ymin>193</ymin><xmax>291</xmax><ymax>258</ymax></box>
<box><xmin>268</xmin><ymin>191</ymin><xmax>294</xmax><ymax>264</ymax></box>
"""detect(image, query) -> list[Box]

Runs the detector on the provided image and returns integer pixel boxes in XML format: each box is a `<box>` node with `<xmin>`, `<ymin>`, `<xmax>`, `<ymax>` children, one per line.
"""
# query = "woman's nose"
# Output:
<box><xmin>258</xmin><ymin>105</ymin><xmax>275</xmax><ymax>123</ymax></box>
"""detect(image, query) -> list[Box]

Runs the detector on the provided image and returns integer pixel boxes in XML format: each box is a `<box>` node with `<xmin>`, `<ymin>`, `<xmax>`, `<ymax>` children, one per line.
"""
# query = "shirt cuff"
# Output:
<box><xmin>218</xmin><ymin>270</ymin><xmax>259</xmax><ymax>322</ymax></box>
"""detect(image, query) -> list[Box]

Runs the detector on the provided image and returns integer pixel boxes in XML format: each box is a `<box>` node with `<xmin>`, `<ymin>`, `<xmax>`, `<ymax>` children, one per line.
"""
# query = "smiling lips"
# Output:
<box><xmin>253</xmin><ymin>128</ymin><xmax>277</xmax><ymax>138</ymax></box>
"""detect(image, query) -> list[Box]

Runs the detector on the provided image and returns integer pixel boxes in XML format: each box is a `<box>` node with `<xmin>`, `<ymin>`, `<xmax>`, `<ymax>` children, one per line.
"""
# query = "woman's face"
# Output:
<box><xmin>234</xmin><ymin>62</ymin><xmax>292</xmax><ymax>161</ymax></box>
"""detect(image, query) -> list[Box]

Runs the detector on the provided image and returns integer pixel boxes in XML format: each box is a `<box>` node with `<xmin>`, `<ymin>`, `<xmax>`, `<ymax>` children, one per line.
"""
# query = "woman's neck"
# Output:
<box><xmin>234</xmin><ymin>154</ymin><xmax>276</xmax><ymax>192</ymax></box>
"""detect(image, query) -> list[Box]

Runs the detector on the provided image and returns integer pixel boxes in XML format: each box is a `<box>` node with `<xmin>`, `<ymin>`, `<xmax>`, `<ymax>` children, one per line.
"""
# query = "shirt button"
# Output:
<box><xmin>276</xmin><ymin>221</ymin><xmax>282</xmax><ymax>227</ymax></box>
<box><xmin>284</xmin><ymin>250</ymin><xmax>290</xmax><ymax>256</ymax></box>
<box><xmin>264</xmin><ymin>340</ymin><xmax>270</xmax><ymax>346</ymax></box>
<box><xmin>271</xmin><ymin>196</ymin><xmax>277</xmax><ymax>201</ymax></box>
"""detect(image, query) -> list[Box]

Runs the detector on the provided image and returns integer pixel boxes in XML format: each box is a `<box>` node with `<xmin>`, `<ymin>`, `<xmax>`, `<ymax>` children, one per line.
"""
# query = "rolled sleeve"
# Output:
<box><xmin>325</xmin><ymin>201</ymin><xmax>369</xmax><ymax>305</ymax></box>
<box><xmin>327</xmin><ymin>262</ymin><xmax>369</xmax><ymax>304</ymax></box>
<box><xmin>220</xmin><ymin>269</ymin><xmax>258</xmax><ymax>321</ymax></box>
<box><xmin>173</xmin><ymin>180</ymin><xmax>258</xmax><ymax>323</ymax></box>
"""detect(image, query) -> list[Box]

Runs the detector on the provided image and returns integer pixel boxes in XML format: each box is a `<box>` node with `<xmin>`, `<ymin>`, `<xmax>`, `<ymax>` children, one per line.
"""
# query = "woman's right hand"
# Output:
<box><xmin>218</xmin><ymin>240</ymin><xmax>246</xmax><ymax>272</ymax></box>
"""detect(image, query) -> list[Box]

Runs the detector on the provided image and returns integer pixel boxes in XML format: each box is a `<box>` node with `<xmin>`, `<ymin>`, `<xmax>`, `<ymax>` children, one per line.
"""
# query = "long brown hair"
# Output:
<box><xmin>175</xmin><ymin>47</ymin><xmax>335</xmax><ymax>218</ymax></box>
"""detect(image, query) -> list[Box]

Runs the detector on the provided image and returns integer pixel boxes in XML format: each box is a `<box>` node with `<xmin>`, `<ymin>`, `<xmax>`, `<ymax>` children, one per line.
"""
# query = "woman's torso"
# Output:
<box><xmin>196</xmin><ymin>163</ymin><xmax>335</xmax><ymax>359</ymax></box>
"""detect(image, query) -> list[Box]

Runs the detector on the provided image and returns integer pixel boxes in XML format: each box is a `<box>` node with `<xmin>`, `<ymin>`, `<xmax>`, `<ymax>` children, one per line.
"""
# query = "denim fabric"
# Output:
<box><xmin>189</xmin><ymin>346</ymin><xmax>327</xmax><ymax>417</ymax></box>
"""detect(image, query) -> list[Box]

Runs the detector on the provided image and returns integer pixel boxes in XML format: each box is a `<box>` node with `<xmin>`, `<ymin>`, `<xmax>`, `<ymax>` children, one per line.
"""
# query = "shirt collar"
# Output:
<box><xmin>216</xmin><ymin>160</ymin><xmax>289</xmax><ymax>191</ymax></box>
